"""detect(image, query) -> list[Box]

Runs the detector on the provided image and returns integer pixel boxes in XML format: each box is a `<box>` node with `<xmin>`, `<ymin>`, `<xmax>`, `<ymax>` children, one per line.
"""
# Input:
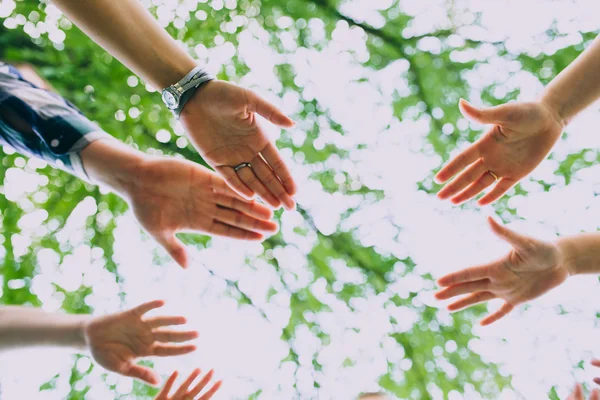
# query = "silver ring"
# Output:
<box><xmin>233</xmin><ymin>162</ymin><xmax>252</xmax><ymax>172</ymax></box>
<box><xmin>488</xmin><ymin>170</ymin><xmax>499</xmax><ymax>181</ymax></box>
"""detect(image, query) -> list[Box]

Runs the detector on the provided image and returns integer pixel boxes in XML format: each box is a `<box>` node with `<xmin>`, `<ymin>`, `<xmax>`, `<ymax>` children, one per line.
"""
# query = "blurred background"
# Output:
<box><xmin>0</xmin><ymin>0</ymin><xmax>599</xmax><ymax>398</ymax></box>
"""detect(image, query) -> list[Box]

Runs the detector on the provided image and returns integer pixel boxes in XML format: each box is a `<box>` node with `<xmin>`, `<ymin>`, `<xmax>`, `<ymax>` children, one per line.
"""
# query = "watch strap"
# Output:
<box><xmin>172</xmin><ymin>73</ymin><xmax>214</xmax><ymax>118</ymax></box>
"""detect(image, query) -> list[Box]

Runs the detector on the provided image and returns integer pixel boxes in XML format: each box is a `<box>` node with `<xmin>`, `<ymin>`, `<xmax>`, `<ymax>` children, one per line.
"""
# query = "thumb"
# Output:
<box><xmin>487</xmin><ymin>217</ymin><xmax>531</xmax><ymax>249</ymax></box>
<box><xmin>121</xmin><ymin>362</ymin><xmax>160</xmax><ymax>386</ymax></box>
<box><xmin>247</xmin><ymin>89</ymin><xmax>295</xmax><ymax>128</ymax></box>
<box><xmin>459</xmin><ymin>99</ymin><xmax>512</xmax><ymax>125</ymax></box>
<box><xmin>157</xmin><ymin>233</ymin><xmax>189</xmax><ymax>268</ymax></box>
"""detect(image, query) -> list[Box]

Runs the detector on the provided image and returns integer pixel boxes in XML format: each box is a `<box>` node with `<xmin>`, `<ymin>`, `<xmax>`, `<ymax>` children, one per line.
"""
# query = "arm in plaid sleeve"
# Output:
<box><xmin>0</xmin><ymin>63</ymin><xmax>110</xmax><ymax>179</ymax></box>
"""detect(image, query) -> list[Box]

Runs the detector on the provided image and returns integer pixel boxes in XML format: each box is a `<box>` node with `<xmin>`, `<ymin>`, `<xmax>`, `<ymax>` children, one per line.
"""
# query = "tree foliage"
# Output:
<box><xmin>0</xmin><ymin>0</ymin><xmax>596</xmax><ymax>399</ymax></box>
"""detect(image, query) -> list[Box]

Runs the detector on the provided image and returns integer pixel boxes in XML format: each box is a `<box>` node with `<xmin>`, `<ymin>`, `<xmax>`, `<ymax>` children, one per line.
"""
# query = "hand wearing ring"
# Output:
<box><xmin>435</xmin><ymin>98</ymin><xmax>564</xmax><ymax>206</ymax></box>
<box><xmin>180</xmin><ymin>81</ymin><xmax>297</xmax><ymax>210</ymax></box>
<box><xmin>233</xmin><ymin>162</ymin><xmax>252</xmax><ymax>172</ymax></box>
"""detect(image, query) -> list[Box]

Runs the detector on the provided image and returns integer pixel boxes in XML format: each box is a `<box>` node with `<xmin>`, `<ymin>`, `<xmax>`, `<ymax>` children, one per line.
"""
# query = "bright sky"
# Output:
<box><xmin>1</xmin><ymin>0</ymin><xmax>600</xmax><ymax>399</ymax></box>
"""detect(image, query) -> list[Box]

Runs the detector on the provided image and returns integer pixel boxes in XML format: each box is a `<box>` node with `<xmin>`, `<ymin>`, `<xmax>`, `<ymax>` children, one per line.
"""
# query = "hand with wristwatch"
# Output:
<box><xmin>162</xmin><ymin>66</ymin><xmax>297</xmax><ymax>211</ymax></box>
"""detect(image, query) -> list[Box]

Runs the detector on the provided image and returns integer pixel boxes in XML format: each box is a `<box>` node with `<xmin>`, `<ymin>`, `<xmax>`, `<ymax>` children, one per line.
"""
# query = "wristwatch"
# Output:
<box><xmin>161</xmin><ymin>66</ymin><xmax>214</xmax><ymax>117</ymax></box>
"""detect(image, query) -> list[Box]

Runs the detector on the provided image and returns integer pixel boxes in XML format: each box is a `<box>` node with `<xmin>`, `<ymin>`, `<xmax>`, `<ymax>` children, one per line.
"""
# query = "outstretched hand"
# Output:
<box><xmin>127</xmin><ymin>156</ymin><xmax>278</xmax><ymax>268</ymax></box>
<box><xmin>435</xmin><ymin>99</ymin><xmax>564</xmax><ymax>205</ymax></box>
<box><xmin>156</xmin><ymin>369</ymin><xmax>222</xmax><ymax>400</ymax></box>
<box><xmin>84</xmin><ymin>300</ymin><xmax>198</xmax><ymax>385</ymax></box>
<box><xmin>180</xmin><ymin>81</ymin><xmax>297</xmax><ymax>210</ymax></box>
<box><xmin>435</xmin><ymin>217</ymin><xmax>568</xmax><ymax>326</ymax></box>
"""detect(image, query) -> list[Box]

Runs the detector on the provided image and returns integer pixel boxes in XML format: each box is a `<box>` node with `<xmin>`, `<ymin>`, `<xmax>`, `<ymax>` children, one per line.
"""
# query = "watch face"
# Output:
<box><xmin>162</xmin><ymin>90</ymin><xmax>178</xmax><ymax>109</ymax></box>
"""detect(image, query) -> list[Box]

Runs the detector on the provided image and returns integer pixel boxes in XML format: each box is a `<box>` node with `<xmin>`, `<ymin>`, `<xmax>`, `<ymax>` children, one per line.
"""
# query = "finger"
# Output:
<box><xmin>435</xmin><ymin>280</ymin><xmax>491</xmax><ymax>300</ymax></box>
<box><xmin>132</xmin><ymin>300</ymin><xmax>165</xmax><ymax>317</ymax></box>
<box><xmin>156</xmin><ymin>233</ymin><xmax>189</xmax><ymax>269</ymax></box>
<box><xmin>437</xmin><ymin>264</ymin><xmax>491</xmax><ymax>287</ymax></box>
<box><xmin>487</xmin><ymin>216</ymin><xmax>531</xmax><ymax>249</ymax></box>
<box><xmin>437</xmin><ymin>159</ymin><xmax>487</xmax><ymax>200</ymax></box>
<box><xmin>251</xmin><ymin>154</ymin><xmax>295</xmax><ymax>210</ymax></box>
<box><xmin>477</xmin><ymin>177</ymin><xmax>516</xmax><ymax>205</ymax></box>
<box><xmin>458</xmin><ymin>99</ymin><xmax>514</xmax><ymax>125</ymax></box>
<box><xmin>434</xmin><ymin>144</ymin><xmax>480</xmax><ymax>184</ymax></box>
<box><xmin>189</xmin><ymin>369</ymin><xmax>214</xmax><ymax>397</ymax></box>
<box><xmin>145</xmin><ymin>316</ymin><xmax>187</xmax><ymax>329</ymax></box>
<box><xmin>570</xmin><ymin>383</ymin><xmax>583</xmax><ymax>400</ymax></box>
<box><xmin>214</xmin><ymin>193</ymin><xmax>273</xmax><ymax>220</ymax></box>
<box><xmin>215</xmin><ymin>166</ymin><xmax>254</xmax><ymax>200</ymax></box>
<box><xmin>450</xmin><ymin>171</ymin><xmax>496</xmax><ymax>205</ymax></box>
<box><xmin>153</xmin><ymin>343</ymin><xmax>197</xmax><ymax>357</ymax></box>
<box><xmin>480</xmin><ymin>302</ymin><xmax>514</xmax><ymax>326</ymax></box>
<box><xmin>208</xmin><ymin>220</ymin><xmax>264</xmax><ymax>241</ymax></box>
<box><xmin>214</xmin><ymin>207</ymin><xmax>277</xmax><ymax>233</ymax></box>
<box><xmin>156</xmin><ymin>371</ymin><xmax>178</xmax><ymax>399</ymax></box>
<box><xmin>153</xmin><ymin>329</ymin><xmax>199</xmax><ymax>343</ymax></box>
<box><xmin>447</xmin><ymin>291</ymin><xmax>496</xmax><ymax>312</ymax></box>
<box><xmin>261</xmin><ymin>142</ymin><xmax>297</xmax><ymax>196</ymax></box>
<box><xmin>121</xmin><ymin>363</ymin><xmax>159</xmax><ymax>385</ymax></box>
<box><xmin>247</xmin><ymin>89</ymin><xmax>295</xmax><ymax>128</ymax></box>
<box><xmin>174</xmin><ymin>368</ymin><xmax>201</xmax><ymax>397</ymax></box>
<box><xmin>592</xmin><ymin>359</ymin><xmax>600</xmax><ymax>368</ymax></box>
<box><xmin>591</xmin><ymin>389</ymin><xmax>600</xmax><ymax>400</ymax></box>
<box><xmin>594</xmin><ymin>377</ymin><xmax>600</xmax><ymax>386</ymax></box>
<box><xmin>199</xmin><ymin>380</ymin><xmax>223</xmax><ymax>400</ymax></box>
<box><xmin>236</xmin><ymin>166</ymin><xmax>281</xmax><ymax>209</ymax></box>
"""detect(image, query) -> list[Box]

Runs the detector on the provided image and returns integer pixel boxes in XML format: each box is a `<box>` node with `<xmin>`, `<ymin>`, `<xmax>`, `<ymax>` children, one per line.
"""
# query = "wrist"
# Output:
<box><xmin>73</xmin><ymin>315</ymin><xmax>93</xmax><ymax>350</ymax></box>
<box><xmin>556</xmin><ymin>237</ymin><xmax>579</xmax><ymax>276</ymax></box>
<box><xmin>80</xmin><ymin>139</ymin><xmax>150</xmax><ymax>199</ymax></box>
<box><xmin>540</xmin><ymin>90</ymin><xmax>570</xmax><ymax>128</ymax></box>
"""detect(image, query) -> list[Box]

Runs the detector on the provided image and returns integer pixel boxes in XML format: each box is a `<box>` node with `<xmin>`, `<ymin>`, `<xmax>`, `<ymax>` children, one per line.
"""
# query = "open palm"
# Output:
<box><xmin>84</xmin><ymin>300</ymin><xmax>198</xmax><ymax>385</ymax></box>
<box><xmin>181</xmin><ymin>81</ymin><xmax>297</xmax><ymax>210</ymax></box>
<box><xmin>127</xmin><ymin>156</ymin><xmax>278</xmax><ymax>268</ymax></box>
<box><xmin>435</xmin><ymin>99</ymin><xmax>564</xmax><ymax>205</ymax></box>
<box><xmin>435</xmin><ymin>217</ymin><xmax>568</xmax><ymax>326</ymax></box>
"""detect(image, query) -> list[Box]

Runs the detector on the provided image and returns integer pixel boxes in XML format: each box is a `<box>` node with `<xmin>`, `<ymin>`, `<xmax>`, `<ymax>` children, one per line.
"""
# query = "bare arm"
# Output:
<box><xmin>52</xmin><ymin>0</ymin><xmax>195</xmax><ymax>89</ymax></box>
<box><xmin>558</xmin><ymin>232</ymin><xmax>600</xmax><ymax>276</ymax></box>
<box><xmin>542</xmin><ymin>35</ymin><xmax>600</xmax><ymax>125</ymax></box>
<box><xmin>0</xmin><ymin>306</ymin><xmax>88</xmax><ymax>350</ymax></box>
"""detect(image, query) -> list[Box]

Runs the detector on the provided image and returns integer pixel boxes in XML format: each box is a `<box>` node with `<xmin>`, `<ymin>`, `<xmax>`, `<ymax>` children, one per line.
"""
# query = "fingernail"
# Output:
<box><xmin>286</xmin><ymin>199</ymin><xmax>296</xmax><ymax>211</ymax></box>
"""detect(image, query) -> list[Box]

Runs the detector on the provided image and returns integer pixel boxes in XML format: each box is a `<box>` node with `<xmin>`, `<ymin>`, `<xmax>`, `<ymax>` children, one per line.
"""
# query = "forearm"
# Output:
<box><xmin>558</xmin><ymin>232</ymin><xmax>600</xmax><ymax>276</ymax></box>
<box><xmin>0</xmin><ymin>307</ymin><xmax>90</xmax><ymax>351</ymax></box>
<box><xmin>52</xmin><ymin>0</ymin><xmax>196</xmax><ymax>89</ymax></box>
<box><xmin>541</xmin><ymin>35</ymin><xmax>600</xmax><ymax>124</ymax></box>
<box><xmin>80</xmin><ymin>139</ymin><xmax>148</xmax><ymax>199</ymax></box>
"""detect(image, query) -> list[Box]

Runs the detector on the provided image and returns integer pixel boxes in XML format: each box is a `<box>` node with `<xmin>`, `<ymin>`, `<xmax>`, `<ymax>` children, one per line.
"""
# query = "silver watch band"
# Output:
<box><xmin>162</xmin><ymin>65</ymin><xmax>215</xmax><ymax>117</ymax></box>
<box><xmin>172</xmin><ymin>70</ymin><xmax>214</xmax><ymax>118</ymax></box>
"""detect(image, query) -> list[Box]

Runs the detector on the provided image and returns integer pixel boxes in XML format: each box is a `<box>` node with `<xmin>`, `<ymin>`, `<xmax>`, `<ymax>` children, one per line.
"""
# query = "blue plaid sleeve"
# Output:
<box><xmin>0</xmin><ymin>63</ymin><xmax>110</xmax><ymax>179</ymax></box>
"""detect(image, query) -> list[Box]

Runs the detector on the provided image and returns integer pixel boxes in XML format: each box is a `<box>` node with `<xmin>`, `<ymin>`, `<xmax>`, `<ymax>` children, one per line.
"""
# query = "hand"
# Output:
<box><xmin>435</xmin><ymin>99</ymin><xmax>564</xmax><ymax>205</ymax></box>
<box><xmin>155</xmin><ymin>369</ymin><xmax>222</xmax><ymax>400</ymax></box>
<box><xmin>127</xmin><ymin>156</ymin><xmax>278</xmax><ymax>268</ymax></box>
<box><xmin>567</xmin><ymin>383</ymin><xmax>600</xmax><ymax>400</ymax></box>
<box><xmin>180</xmin><ymin>81</ymin><xmax>297</xmax><ymax>210</ymax></box>
<box><xmin>84</xmin><ymin>300</ymin><xmax>198</xmax><ymax>385</ymax></box>
<box><xmin>435</xmin><ymin>217</ymin><xmax>568</xmax><ymax>326</ymax></box>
